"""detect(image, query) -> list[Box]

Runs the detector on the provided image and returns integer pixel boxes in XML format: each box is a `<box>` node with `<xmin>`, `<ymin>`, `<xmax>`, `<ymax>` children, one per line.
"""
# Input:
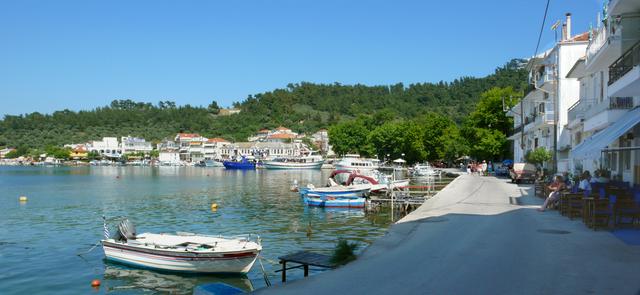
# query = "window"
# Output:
<box><xmin>599</xmin><ymin>71</ymin><xmax>604</xmax><ymax>102</ymax></box>
<box><xmin>534</xmin><ymin>138</ymin><xmax>538</xmax><ymax>148</ymax></box>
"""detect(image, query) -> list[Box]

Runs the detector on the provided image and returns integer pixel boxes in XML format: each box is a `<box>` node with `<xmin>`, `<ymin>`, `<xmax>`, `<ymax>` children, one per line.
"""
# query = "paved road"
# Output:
<box><xmin>254</xmin><ymin>175</ymin><xmax>640</xmax><ymax>295</ymax></box>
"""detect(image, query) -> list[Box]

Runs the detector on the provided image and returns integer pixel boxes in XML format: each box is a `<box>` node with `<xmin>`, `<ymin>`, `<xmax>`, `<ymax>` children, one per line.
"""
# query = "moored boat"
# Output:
<box><xmin>263</xmin><ymin>153</ymin><xmax>324</xmax><ymax>170</ymax></box>
<box><xmin>223</xmin><ymin>157</ymin><xmax>256</xmax><ymax>170</ymax></box>
<box><xmin>101</xmin><ymin>219</ymin><xmax>261</xmax><ymax>274</ymax></box>
<box><xmin>204</xmin><ymin>159</ymin><xmax>224</xmax><ymax>167</ymax></box>
<box><xmin>303</xmin><ymin>193</ymin><xmax>366</xmax><ymax>208</ymax></box>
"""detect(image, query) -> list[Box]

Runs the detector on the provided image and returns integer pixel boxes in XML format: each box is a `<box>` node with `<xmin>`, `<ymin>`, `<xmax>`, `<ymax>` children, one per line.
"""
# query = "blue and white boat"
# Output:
<box><xmin>301</xmin><ymin>183</ymin><xmax>371</xmax><ymax>197</ymax></box>
<box><xmin>303</xmin><ymin>194</ymin><xmax>366</xmax><ymax>208</ymax></box>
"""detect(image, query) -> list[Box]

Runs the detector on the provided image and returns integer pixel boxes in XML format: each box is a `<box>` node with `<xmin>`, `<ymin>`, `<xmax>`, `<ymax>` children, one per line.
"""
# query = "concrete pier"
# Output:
<box><xmin>254</xmin><ymin>175</ymin><xmax>640</xmax><ymax>294</ymax></box>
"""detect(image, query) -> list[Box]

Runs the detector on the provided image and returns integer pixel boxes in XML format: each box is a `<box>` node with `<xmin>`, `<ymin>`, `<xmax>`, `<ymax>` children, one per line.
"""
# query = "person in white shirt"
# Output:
<box><xmin>578</xmin><ymin>171</ymin><xmax>592</xmax><ymax>193</ymax></box>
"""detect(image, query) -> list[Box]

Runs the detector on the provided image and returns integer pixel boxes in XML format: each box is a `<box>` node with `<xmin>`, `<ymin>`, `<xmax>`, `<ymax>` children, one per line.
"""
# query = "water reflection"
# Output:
<box><xmin>103</xmin><ymin>263</ymin><xmax>253</xmax><ymax>294</ymax></box>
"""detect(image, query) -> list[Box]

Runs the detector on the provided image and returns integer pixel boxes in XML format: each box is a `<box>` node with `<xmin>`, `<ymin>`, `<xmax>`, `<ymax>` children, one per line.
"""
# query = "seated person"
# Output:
<box><xmin>538</xmin><ymin>175</ymin><xmax>565</xmax><ymax>212</ymax></box>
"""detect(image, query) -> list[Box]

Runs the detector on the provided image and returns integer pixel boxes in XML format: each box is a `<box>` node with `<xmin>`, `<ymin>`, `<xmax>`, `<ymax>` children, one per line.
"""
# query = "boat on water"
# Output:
<box><xmin>333</xmin><ymin>154</ymin><xmax>379</xmax><ymax>171</ymax></box>
<box><xmin>263</xmin><ymin>153</ymin><xmax>324</xmax><ymax>170</ymax></box>
<box><xmin>101</xmin><ymin>219</ymin><xmax>261</xmax><ymax>274</ymax></box>
<box><xmin>303</xmin><ymin>193</ymin><xmax>366</xmax><ymax>208</ymax></box>
<box><xmin>204</xmin><ymin>159</ymin><xmax>224</xmax><ymax>167</ymax></box>
<box><xmin>223</xmin><ymin>157</ymin><xmax>256</xmax><ymax>170</ymax></box>
<box><xmin>300</xmin><ymin>183</ymin><xmax>371</xmax><ymax>197</ymax></box>
<box><xmin>330</xmin><ymin>170</ymin><xmax>410</xmax><ymax>192</ymax></box>
<box><xmin>412</xmin><ymin>163</ymin><xmax>439</xmax><ymax>177</ymax></box>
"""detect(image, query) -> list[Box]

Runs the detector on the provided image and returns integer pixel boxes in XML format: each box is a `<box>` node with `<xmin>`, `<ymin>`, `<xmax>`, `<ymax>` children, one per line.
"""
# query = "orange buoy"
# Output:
<box><xmin>91</xmin><ymin>279</ymin><xmax>101</xmax><ymax>287</ymax></box>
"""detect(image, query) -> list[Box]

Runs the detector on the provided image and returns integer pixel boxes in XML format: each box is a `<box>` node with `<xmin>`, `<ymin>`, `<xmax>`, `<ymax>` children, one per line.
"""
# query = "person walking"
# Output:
<box><xmin>481</xmin><ymin>160</ymin><xmax>488</xmax><ymax>176</ymax></box>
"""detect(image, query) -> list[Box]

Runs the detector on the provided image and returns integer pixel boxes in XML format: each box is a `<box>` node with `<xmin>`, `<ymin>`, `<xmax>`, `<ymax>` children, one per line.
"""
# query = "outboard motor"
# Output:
<box><xmin>117</xmin><ymin>219</ymin><xmax>137</xmax><ymax>241</ymax></box>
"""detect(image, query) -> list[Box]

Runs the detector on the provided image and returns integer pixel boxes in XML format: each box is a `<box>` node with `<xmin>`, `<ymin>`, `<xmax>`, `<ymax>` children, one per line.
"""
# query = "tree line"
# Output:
<box><xmin>0</xmin><ymin>58</ymin><xmax>527</xmax><ymax>158</ymax></box>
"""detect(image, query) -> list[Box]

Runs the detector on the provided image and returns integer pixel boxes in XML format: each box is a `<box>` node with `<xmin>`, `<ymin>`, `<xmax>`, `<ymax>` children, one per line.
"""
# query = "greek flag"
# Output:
<box><xmin>103</xmin><ymin>216</ymin><xmax>110</xmax><ymax>239</ymax></box>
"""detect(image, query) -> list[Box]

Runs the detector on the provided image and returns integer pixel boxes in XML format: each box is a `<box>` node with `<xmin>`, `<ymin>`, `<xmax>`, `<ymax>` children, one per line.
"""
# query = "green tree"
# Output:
<box><xmin>208</xmin><ymin>100</ymin><xmax>220</xmax><ymax>114</ymax></box>
<box><xmin>525</xmin><ymin>147</ymin><xmax>552</xmax><ymax>167</ymax></box>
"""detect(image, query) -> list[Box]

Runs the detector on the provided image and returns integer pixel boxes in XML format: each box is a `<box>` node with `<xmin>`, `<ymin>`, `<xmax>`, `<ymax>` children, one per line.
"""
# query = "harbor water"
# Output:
<box><xmin>0</xmin><ymin>166</ymin><xmax>395</xmax><ymax>294</ymax></box>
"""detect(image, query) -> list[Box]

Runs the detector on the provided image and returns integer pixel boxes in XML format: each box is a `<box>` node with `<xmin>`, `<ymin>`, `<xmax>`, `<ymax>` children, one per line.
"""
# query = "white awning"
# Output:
<box><xmin>572</xmin><ymin>107</ymin><xmax>640</xmax><ymax>160</ymax></box>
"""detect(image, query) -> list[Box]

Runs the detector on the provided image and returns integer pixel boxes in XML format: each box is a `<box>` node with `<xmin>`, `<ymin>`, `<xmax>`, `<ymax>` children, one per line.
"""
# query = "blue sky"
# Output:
<box><xmin>0</xmin><ymin>0</ymin><xmax>602</xmax><ymax>116</ymax></box>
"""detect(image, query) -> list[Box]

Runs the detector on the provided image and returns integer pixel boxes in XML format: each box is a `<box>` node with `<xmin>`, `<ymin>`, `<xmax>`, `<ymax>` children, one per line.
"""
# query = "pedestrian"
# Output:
<box><xmin>538</xmin><ymin>175</ymin><xmax>565</xmax><ymax>212</ymax></box>
<box><xmin>481</xmin><ymin>160</ymin><xmax>488</xmax><ymax>176</ymax></box>
<box><xmin>466</xmin><ymin>163</ymin><xmax>471</xmax><ymax>174</ymax></box>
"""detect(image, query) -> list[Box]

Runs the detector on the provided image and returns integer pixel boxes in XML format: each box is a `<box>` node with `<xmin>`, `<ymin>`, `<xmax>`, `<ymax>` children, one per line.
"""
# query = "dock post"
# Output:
<box><xmin>304</xmin><ymin>264</ymin><xmax>309</xmax><ymax>277</ymax></box>
<box><xmin>281</xmin><ymin>261</ymin><xmax>287</xmax><ymax>282</ymax></box>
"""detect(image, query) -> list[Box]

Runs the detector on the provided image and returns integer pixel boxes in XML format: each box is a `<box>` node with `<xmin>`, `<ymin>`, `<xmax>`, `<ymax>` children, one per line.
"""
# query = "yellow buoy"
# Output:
<box><xmin>211</xmin><ymin>203</ymin><xmax>218</xmax><ymax>210</ymax></box>
<box><xmin>19</xmin><ymin>196</ymin><xmax>28</xmax><ymax>202</ymax></box>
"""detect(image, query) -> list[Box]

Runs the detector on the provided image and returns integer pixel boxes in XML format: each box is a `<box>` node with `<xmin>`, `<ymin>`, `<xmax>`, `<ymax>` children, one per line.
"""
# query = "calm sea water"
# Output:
<box><xmin>0</xmin><ymin>166</ymin><xmax>394</xmax><ymax>294</ymax></box>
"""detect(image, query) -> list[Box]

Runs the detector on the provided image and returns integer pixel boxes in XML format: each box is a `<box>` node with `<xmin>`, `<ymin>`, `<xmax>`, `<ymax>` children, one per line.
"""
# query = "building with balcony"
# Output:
<box><xmin>174</xmin><ymin>133</ymin><xmax>207</xmax><ymax>162</ymax></box>
<box><xmin>88</xmin><ymin>137</ymin><xmax>122</xmax><ymax>158</ymax></box>
<box><xmin>203</xmin><ymin>137</ymin><xmax>230</xmax><ymax>160</ymax></box>
<box><xmin>570</xmin><ymin>0</ymin><xmax>640</xmax><ymax>187</ymax></box>
<box><xmin>121</xmin><ymin>136</ymin><xmax>153</xmax><ymax>154</ymax></box>
<box><xmin>508</xmin><ymin>13</ymin><xmax>588</xmax><ymax>172</ymax></box>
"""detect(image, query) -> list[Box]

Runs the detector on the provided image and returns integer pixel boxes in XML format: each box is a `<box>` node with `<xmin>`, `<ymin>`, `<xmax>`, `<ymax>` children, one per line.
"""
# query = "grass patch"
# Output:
<box><xmin>330</xmin><ymin>239</ymin><xmax>358</xmax><ymax>266</ymax></box>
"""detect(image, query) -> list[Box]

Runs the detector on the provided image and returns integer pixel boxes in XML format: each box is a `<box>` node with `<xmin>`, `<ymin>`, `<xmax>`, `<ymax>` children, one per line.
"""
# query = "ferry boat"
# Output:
<box><xmin>101</xmin><ymin>219</ymin><xmax>261</xmax><ymax>274</ymax></box>
<box><xmin>263</xmin><ymin>153</ymin><xmax>324</xmax><ymax>170</ymax></box>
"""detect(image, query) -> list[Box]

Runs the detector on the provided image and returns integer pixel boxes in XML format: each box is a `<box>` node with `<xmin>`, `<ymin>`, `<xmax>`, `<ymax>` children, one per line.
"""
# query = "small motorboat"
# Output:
<box><xmin>304</xmin><ymin>193</ymin><xmax>366</xmax><ymax>208</ymax></box>
<box><xmin>101</xmin><ymin>219</ymin><xmax>261</xmax><ymax>274</ymax></box>
<box><xmin>302</xmin><ymin>183</ymin><xmax>371</xmax><ymax>197</ymax></box>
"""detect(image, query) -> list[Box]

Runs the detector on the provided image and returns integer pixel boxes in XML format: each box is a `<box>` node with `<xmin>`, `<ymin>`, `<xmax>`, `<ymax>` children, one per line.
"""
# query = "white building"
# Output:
<box><xmin>568</xmin><ymin>0</ymin><xmax>640</xmax><ymax>186</ymax></box>
<box><xmin>508</xmin><ymin>13</ymin><xmax>588</xmax><ymax>173</ymax></box>
<box><xmin>121</xmin><ymin>136</ymin><xmax>153</xmax><ymax>154</ymax></box>
<box><xmin>204</xmin><ymin>138</ymin><xmax>230</xmax><ymax>160</ymax></box>
<box><xmin>222</xmin><ymin>141</ymin><xmax>305</xmax><ymax>159</ymax></box>
<box><xmin>88</xmin><ymin>137</ymin><xmax>122</xmax><ymax>158</ymax></box>
<box><xmin>175</xmin><ymin>133</ymin><xmax>207</xmax><ymax>162</ymax></box>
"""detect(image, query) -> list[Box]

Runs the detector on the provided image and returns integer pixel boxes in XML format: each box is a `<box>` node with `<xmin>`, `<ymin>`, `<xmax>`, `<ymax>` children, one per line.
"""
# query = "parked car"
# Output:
<box><xmin>509</xmin><ymin>163</ymin><xmax>536</xmax><ymax>184</ymax></box>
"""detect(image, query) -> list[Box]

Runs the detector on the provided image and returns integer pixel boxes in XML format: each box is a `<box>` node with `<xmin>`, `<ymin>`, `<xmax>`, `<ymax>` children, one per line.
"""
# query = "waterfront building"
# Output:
<box><xmin>203</xmin><ymin>137</ymin><xmax>230</xmax><ymax>160</ymax></box>
<box><xmin>248</xmin><ymin>126</ymin><xmax>299</xmax><ymax>142</ymax></box>
<box><xmin>157</xmin><ymin>140</ymin><xmax>180</xmax><ymax>164</ymax></box>
<box><xmin>88</xmin><ymin>137</ymin><xmax>122</xmax><ymax>158</ymax></box>
<box><xmin>222</xmin><ymin>141</ymin><xmax>305</xmax><ymax>159</ymax></box>
<box><xmin>121</xmin><ymin>136</ymin><xmax>153</xmax><ymax>154</ymax></box>
<box><xmin>69</xmin><ymin>145</ymin><xmax>88</xmax><ymax>160</ymax></box>
<box><xmin>311</xmin><ymin>129</ymin><xmax>333</xmax><ymax>155</ymax></box>
<box><xmin>568</xmin><ymin>0</ymin><xmax>640</xmax><ymax>186</ymax></box>
<box><xmin>174</xmin><ymin>133</ymin><xmax>207</xmax><ymax>162</ymax></box>
<box><xmin>508</xmin><ymin>13</ymin><xmax>588</xmax><ymax>172</ymax></box>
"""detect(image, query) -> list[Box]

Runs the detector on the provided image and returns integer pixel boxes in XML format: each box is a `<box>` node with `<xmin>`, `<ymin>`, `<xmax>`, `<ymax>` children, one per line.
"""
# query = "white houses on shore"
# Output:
<box><xmin>510</xmin><ymin>1</ymin><xmax>640</xmax><ymax>187</ymax></box>
<box><xmin>508</xmin><ymin>13</ymin><xmax>588</xmax><ymax>172</ymax></box>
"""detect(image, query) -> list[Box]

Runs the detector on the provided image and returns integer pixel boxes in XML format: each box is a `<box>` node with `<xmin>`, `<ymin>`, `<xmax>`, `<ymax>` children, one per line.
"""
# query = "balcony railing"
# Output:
<box><xmin>536</xmin><ymin>72</ymin><xmax>555</xmax><ymax>87</ymax></box>
<box><xmin>609</xmin><ymin>40</ymin><xmax>640</xmax><ymax>85</ymax></box>
<box><xmin>512</xmin><ymin>124</ymin><xmax>523</xmax><ymax>135</ymax></box>
<box><xmin>567</xmin><ymin>100</ymin><xmax>585</xmax><ymax>123</ymax></box>
<box><xmin>587</xmin><ymin>24</ymin><xmax>620</xmax><ymax>62</ymax></box>
<box><xmin>609</xmin><ymin>96</ymin><xmax>634</xmax><ymax>109</ymax></box>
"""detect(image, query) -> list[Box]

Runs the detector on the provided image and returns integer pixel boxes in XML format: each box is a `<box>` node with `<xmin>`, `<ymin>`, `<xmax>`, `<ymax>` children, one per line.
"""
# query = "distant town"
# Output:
<box><xmin>0</xmin><ymin>126</ymin><xmax>332</xmax><ymax>166</ymax></box>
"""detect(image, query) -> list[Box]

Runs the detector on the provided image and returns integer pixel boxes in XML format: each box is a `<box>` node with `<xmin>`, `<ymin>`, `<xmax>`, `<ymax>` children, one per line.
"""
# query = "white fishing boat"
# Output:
<box><xmin>412</xmin><ymin>163</ymin><xmax>439</xmax><ymax>177</ymax></box>
<box><xmin>263</xmin><ymin>152</ymin><xmax>324</xmax><ymax>170</ymax></box>
<box><xmin>204</xmin><ymin>159</ymin><xmax>224</xmax><ymax>167</ymax></box>
<box><xmin>333</xmin><ymin>154</ymin><xmax>379</xmax><ymax>171</ymax></box>
<box><xmin>101</xmin><ymin>219</ymin><xmax>261</xmax><ymax>274</ymax></box>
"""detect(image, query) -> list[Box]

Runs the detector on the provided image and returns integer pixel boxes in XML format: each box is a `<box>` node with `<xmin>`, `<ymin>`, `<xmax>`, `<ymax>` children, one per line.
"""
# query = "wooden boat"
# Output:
<box><xmin>302</xmin><ymin>183</ymin><xmax>371</xmax><ymax>197</ymax></box>
<box><xmin>303</xmin><ymin>193</ymin><xmax>366</xmax><ymax>208</ymax></box>
<box><xmin>101</xmin><ymin>219</ymin><xmax>261</xmax><ymax>274</ymax></box>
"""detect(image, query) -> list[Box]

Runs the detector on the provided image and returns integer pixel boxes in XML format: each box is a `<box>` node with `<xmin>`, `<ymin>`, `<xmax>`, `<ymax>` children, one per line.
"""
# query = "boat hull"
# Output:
<box><xmin>304</xmin><ymin>195</ymin><xmax>365</xmax><ymax>208</ymax></box>
<box><xmin>263</xmin><ymin>161</ymin><xmax>324</xmax><ymax>170</ymax></box>
<box><xmin>223</xmin><ymin>161</ymin><xmax>256</xmax><ymax>170</ymax></box>
<box><xmin>102</xmin><ymin>241</ymin><xmax>259</xmax><ymax>274</ymax></box>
